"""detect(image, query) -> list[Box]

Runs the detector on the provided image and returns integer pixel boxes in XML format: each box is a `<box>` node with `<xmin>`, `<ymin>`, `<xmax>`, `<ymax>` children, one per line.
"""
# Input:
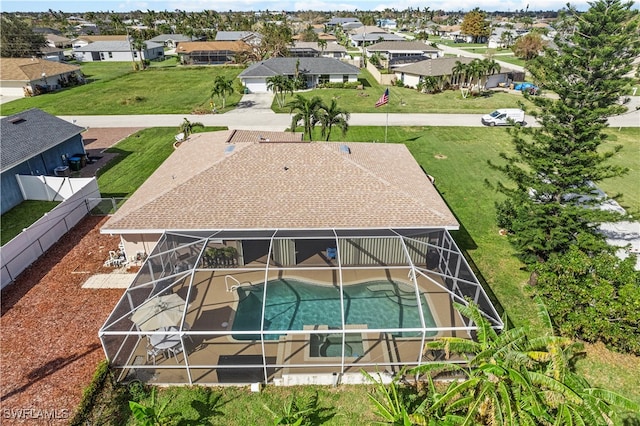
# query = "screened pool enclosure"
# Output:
<box><xmin>100</xmin><ymin>228</ymin><xmax>503</xmax><ymax>385</ymax></box>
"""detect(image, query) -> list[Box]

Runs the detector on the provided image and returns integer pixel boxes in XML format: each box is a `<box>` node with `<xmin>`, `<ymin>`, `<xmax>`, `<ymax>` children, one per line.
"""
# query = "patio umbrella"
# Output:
<box><xmin>131</xmin><ymin>294</ymin><xmax>186</xmax><ymax>331</ymax></box>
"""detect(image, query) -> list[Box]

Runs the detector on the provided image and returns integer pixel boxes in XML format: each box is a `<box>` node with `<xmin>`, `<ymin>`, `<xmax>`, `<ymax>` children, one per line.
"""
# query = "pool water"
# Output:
<box><xmin>309</xmin><ymin>333</ymin><xmax>365</xmax><ymax>358</ymax></box>
<box><xmin>232</xmin><ymin>279</ymin><xmax>437</xmax><ymax>340</ymax></box>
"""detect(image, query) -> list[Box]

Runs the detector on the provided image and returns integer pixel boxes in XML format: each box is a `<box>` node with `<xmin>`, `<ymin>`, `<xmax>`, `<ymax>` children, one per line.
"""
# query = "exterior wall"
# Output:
<box><xmin>75</xmin><ymin>49</ymin><xmax>162</xmax><ymax>62</ymax></box>
<box><xmin>366</xmin><ymin>61</ymin><xmax>397</xmax><ymax>85</ymax></box>
<box><xmin>121</xmin><ymin>233</ymin><xmax>162</xmax><ymax>264</ymax></box>
<box><xmin>1</xmin><ymin>168</ymin><xmax>23</xmax><ymax>214</ymax></box>
<box><xmin>0</xmin><ymin>134</ymin><xmax>85</xmax><ymax>214</ymax></box>
<box><xmin>396</xmin><ymin>72</ymin><xmax>421</xmax><ymax>88</ymax></box>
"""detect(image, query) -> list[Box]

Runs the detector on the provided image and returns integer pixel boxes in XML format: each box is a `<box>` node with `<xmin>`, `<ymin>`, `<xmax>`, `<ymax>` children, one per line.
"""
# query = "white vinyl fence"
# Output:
<box><xmin>1</xmin><ymin>176</ymin><xmax>101</xmax><ymax>289</ymax></box>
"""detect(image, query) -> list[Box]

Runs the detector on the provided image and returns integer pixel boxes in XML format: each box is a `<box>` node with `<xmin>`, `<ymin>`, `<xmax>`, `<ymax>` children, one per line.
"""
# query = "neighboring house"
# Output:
<box><xmin>149</xmin><ymin>34</ymin><xmax>201</xmax><ymax>49</ymax></box>
<box><xmin>238</xmin><ymin>57</ymin><xmax>360</xmax><ymax>93</ymax></box>
<box><xmin>392</xmin><ymin>56</ymin><xmax>475</xmax><ymax>88</ymax></box>
<box><xmin>33</xmin><ymin>27</ymin><xmax>61</xmax><ymax>35</ymax></box>
<box><xmin>376</xmin><ymin>19</ymin><xmax>398</xmax><ymax>30</ymax></box>
<box><xmin>40</xmin><ymin>46</ymin><xmax>66</xmax><ymax>62</ymax></box>
<box><xmin>434</xmin><ymin>25</ymin><xmax>461</xmax><ymax>39</ymax></box>
<box><xmin>0</xmin><ymin>109</ymin><xmax>86</xmax><ymax>214</ymax></box>
<box><xmin>365</xmin><ymin>41</ymin><xmax>442</xmax><ymax>66</ymax></box>
<box><xmin>215</xmin><ymin>31</ymin><xmax>263</xmax><ymax>47</ymax></box>
<box><xmin>99</xmin><ymin>129</ymin><xmax>502</xmax><ymax>386</ymax></box>
<box><xmin>325</xmin><ymin>17</ymin><xmax>362</xmax><ymax>31</ymax></box>
<box><xmin>0</xmin><ymin>58</ymin><xmax>83</xmax><ymax>97</ymax></box>
<box><xmin>176</xmin><ymin>41</ymin><xmax>252</xmax><ymax>65</ymax></box>
<box><xmin>71</xmin><ymin>35</ymin><xmax>129</xmax><ymax>50</ymax></box>
<box><xmin>348</xmin><ymin>26</ymin><xmax>405</xmax><ymax>47</ymax></box>
<box><xmin>45</xmin><ymin>34</ymin><xmax>73</xmax><ymax>49</ymax></box>
<box><xmin>73</xmin><ymin>40</ymin><xmax>164</xmax><ymax>62</ymax></box>
<box><xmin>289</xmin><ymin>41</ymin><xmax>348</xmax><ymax>59</ymax></box>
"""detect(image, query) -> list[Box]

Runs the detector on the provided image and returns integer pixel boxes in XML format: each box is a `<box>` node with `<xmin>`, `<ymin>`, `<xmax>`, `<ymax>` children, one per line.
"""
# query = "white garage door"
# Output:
<box><xmin>0</xmin><ymin>85</ymin><xmax>26</xmax><ymax>98</ymax></box>
<box><xmin>243</xmin><ymin>78</ymin><xmax>268</xmax><ymax>94</ymax></box>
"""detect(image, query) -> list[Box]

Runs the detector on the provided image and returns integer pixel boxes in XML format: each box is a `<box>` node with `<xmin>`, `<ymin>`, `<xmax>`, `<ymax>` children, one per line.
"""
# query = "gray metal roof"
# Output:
<box><xmin>1</xmin><ymin>108</ymin><xmax>85</xmax><ymax>171</ymax></box>
<box><xmin>74</xmin><ymin>40</ymin><xmax>162</xmax><ymax>52</ymax></box>
<box><xmin>239</xmin><ymin>57</ymin><xmax>360</xmax><ymax>78</ymax></box>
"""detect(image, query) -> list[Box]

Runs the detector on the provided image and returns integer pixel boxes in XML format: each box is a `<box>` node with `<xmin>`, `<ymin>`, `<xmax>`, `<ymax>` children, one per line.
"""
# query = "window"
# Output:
<box><xmin>108</xmin><ymin>52</ymin><xmax>113</xmax><ymax>58</ymax></box>
<box><xmin>133</xmin><ymin>51</ymin><xmax>138</xmax><ymax>58</ymax></box>
<box><xmin>343</xmin><ymin>75</ymin><xmax>349</xmax><ymax>83</ymax></box>
<box><xmin>319</xmin><ymin>74</ymin><xmax>329</xmax><ymax>84</ymax></box>
<box><xmin>100</xmin><ymin>52</ymin><xmax>105</xmax><ymax>60</ymax></box>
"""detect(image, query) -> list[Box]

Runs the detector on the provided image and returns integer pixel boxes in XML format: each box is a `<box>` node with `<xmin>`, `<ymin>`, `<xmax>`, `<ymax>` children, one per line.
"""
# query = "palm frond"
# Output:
<box><xmin>529</xmin><ymin>371</ymin><xmax>583</xmax><ymax>405</ymax></box>
<box><xmin>534</xmin><ymin>295</ymin><xmax>554</xmax><ymax>334</ymax></box>
<box><xmin>583</xmin><ymin>388</ymin><xmax>640</xmax><ymax>412</ymax></box>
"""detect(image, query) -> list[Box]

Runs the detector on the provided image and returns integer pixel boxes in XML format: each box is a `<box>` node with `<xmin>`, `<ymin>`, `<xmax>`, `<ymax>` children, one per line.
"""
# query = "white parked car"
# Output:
<box><xmin>481</xmin><ymin>108</ymin><xmax>526</xmax><ymax>126</ymax></box>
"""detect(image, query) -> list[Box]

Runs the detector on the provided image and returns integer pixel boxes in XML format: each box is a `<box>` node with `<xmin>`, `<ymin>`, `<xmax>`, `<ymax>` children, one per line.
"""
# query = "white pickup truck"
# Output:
<box><xmin>481</xmin><ymin>109</ymin><xmax>526</xmax><ymax>126</ymax></box>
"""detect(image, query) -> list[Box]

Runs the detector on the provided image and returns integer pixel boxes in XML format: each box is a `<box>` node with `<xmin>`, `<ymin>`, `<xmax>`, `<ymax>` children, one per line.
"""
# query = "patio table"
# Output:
<box><xmin>149</xmin><ymin>326</ymin><xmax>181</xmax><ymax>350</ymax></box>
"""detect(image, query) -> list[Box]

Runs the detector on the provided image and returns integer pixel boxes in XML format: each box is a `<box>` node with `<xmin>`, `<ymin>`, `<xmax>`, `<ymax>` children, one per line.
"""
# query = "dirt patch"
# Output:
<box><xmin>434</xmin><ymin>154</ymin><xmax>447</xmax><ymax>159</ymax></box>
<box><xmin>0</xmin><ymin>216</ymin><xmax>127</xmax><ymax>424</ymax></box>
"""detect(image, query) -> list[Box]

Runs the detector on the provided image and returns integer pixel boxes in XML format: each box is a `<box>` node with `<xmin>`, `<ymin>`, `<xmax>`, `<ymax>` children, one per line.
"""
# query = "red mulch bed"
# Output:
<box><xmin>0</xmin><ymin>216</ymin><xmax>126</xmax><ymax>424</ymax></box>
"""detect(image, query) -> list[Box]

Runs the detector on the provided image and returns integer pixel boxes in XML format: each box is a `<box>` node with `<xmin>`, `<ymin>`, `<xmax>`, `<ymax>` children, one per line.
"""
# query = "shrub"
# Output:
<box><xmin>534</xmin><ymin>246</ymin><xmax>640</xmax><ymax>355</ymax></box>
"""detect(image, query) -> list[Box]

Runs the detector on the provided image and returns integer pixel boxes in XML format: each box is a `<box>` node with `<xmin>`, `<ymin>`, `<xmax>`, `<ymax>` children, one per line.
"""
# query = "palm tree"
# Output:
<box><xmin>409</xmin><ymin>300</ymin><xmax>639</xmax><ymax>425</ymax></box>
<box><xmin>451</xmin><ymin>60</ymin><xmax>468</xmax><ymax>87</ymax></box>
<box><xmin>129</xmin><ymin>33</ymin><xmax>146</xmax><ymax>71</ymax></box>
<box><xmin>266</xmin><ymin>75</ymin><xmax>294</xmax><ymax>108</ymax></box>
<box><xmin>286</xmin><ymin>94</ymin><xmax>324</xmax><ymax>141</ymax></box>
<box><xmin>318</xmin><ymin>99</ymin><xmax>350</xmax><ymax>141</ymax></box>
<box><xmin>317</xmin><ymin>39</ymin><xmax>327</xmax><ymax>56</ymax></box>
<box><xmin>466</xmin><ymin>59</ymin><xmax>486</xmax><ymax>92</ymax></box>
<box><xmin>211</xmin><ymin>75</ymin><xmax>235</xmax><ymax>109</ymax></box>
<box><xmin>179</xmin><ymin>118</ymin><xmax>204</xmax><ymax>139</ymax></box>
<box><xmin>480</xmin><ymin>58</ymin><xmax>501</xmax><ymax>89</ymax></box>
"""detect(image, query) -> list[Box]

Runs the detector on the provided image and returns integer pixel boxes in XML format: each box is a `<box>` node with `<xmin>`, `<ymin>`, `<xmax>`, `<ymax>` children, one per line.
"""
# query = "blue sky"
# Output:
<box><xmin>2</xmin><ymin>0</ymin><xmax>601</xmax><ymax>13</ymax></box>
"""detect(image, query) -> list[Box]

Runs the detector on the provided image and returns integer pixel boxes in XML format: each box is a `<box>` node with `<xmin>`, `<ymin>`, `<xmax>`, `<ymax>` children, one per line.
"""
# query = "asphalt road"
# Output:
<box><xmin>55</xmin><ymin>91</ymin><xmax>639</xmax><ymax>130</ymax></box>
<box><xmin>58</xmin><ymin>107</ymin><xmax>639</xmax><ymax>131</ymax></box>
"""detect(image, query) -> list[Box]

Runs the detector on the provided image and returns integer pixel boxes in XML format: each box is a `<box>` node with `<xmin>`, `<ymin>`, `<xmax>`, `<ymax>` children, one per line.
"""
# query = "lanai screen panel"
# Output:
<box><xmin>100</xmin><ymin>229</ymin><xmax>502</xmax><ymax>385</ymax></box>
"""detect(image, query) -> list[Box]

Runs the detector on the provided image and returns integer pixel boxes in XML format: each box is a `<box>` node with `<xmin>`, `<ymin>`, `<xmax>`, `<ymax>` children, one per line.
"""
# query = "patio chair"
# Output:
<box><xmin>146</xmin><ymin>344</ymin><xmax>162</xmax><ymax>365</ymax></box>
<box><xmin>167</xmin><ymin>344</ymin><xmax>183</xmax><ymax>363</ymax></box>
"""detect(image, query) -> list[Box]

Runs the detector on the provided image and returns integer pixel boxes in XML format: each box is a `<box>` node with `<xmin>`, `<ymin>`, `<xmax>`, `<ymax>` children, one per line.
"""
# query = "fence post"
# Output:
<box><xmin>111</xmin><ymin>198</ymin><xmax>117</xmax><ymax>213</ymax></box>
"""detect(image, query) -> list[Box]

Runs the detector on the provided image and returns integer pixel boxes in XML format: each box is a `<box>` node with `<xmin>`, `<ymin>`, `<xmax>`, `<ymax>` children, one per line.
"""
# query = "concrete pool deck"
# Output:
<box><xmin>120</xmin><ymin>267</ymin><xmax>467</xmax><ymax>384</ymax></box>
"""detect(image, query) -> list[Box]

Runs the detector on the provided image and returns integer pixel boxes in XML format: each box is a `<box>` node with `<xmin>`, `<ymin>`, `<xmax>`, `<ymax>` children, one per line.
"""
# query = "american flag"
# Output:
<box><xmin>375</xmin><ymin>88</ymin><xmax>389</xmax><ymax>107</ymax></box>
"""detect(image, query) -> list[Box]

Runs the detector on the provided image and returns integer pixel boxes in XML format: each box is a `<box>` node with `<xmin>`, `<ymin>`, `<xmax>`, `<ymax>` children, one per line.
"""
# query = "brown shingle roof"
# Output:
<box><xmin>0</xmin><ymin>58</ymin><xmax>81</xmax><ymax>82</ymax></box>
<box><xmin>176</xmin><ymin>41</ymin><xmax>252</xmax><ymax>53</ymax></box>
<box><xmin>102</xmin><ymin>131</ymin><xmax>458</xmax><ymax>233</ymax></box>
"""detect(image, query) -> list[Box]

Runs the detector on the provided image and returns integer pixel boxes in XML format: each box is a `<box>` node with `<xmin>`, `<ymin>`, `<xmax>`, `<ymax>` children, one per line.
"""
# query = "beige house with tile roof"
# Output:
<box><xmin>102</xmin><ymin>129</ymin><xmax>457</xmax><ymax>257</ymax></box>
<box><xmin>99</xmin><ymin>130</ymin><xmax>502</xmax><ymax>386</ymax></box>
<box><xmin>0</xmin><ymin>58</ymin><xmax>83</xmax><ymax>97</ymax></box>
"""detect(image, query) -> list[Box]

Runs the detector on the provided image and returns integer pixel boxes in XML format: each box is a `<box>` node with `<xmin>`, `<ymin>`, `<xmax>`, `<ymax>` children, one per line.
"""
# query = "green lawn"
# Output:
<box><xmin>274</xmin><ymin>70</ymin><xmax>534</xmax><ymax>114</ymax></box>
<box><xmin>1</xmin><ymin>63</ymin><xmax>535</xmax><ymax>116</ymax></box>
<box><xmin>493</xmin><ymin>55</ymin><xmax>527</xmax><ymax>68</ymax></box>
<box><xmin>0</xmin><ymin>200</ymin><xmax>60</xmax><ymax>245</ymax></box>
<box><xmin>0</xmin><ymin>65</ymin><xmax>244</xmax><ymax>116</ymax></box>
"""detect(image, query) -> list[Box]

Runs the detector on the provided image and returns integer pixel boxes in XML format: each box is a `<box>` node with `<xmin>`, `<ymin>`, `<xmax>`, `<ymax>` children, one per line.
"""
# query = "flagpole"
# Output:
<box><xmin>384</xmin><ymin>93</ymin><xmax>389</xmax><ymax>143</ymax></box>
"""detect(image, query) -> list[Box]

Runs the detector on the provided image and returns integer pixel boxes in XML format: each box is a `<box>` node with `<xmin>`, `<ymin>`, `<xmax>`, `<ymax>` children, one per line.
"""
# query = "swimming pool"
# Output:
<box><xmin>231</xmin><ymin>278</ymin><xmax>437</xmax><ymax>340</ymax></box>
